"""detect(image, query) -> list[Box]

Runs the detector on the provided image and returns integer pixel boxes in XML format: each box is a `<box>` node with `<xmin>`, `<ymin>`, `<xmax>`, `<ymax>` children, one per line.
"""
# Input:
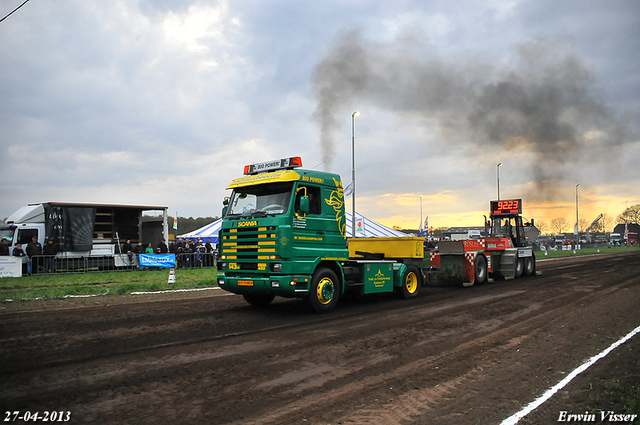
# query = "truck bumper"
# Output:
<box><xmin>217</xmin><ymin>273</ymin><xmax>311</xmax><ymax>298</ymax></box>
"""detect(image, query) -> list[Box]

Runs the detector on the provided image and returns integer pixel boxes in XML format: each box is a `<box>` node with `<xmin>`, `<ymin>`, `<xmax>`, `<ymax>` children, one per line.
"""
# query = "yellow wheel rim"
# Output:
<box><xmin>317</xmin><ymin>277</ymin><xmax>335</xmax><ymax>305</ymax></box>
<box><xmin>405</xmin><ymin>271</ymin><xmax>418</xmax><ymax>294</ymax></box>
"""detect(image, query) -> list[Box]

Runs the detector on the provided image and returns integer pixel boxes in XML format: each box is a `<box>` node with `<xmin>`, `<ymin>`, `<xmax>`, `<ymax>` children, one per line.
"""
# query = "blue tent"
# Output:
<box><xmin>178</xmin><ymin>212</ymin><xmax>407</xmax><ymax>243</ymax></box>
<box><xmin>178</xmin><ymin>220</ymin><xmax>222</xmax><ymax>244</ymax></box>
<box><xmin>345</xmin><ymin>211</ymin><xmax>408</xmax><ymax>238</ymax></box>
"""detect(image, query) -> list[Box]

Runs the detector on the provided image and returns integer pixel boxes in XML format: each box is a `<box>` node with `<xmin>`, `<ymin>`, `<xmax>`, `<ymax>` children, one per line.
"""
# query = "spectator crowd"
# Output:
<box><xmin>0</xmin><ymin>236</ymin><xmax>216</xmax><ymax>275</ymax></box>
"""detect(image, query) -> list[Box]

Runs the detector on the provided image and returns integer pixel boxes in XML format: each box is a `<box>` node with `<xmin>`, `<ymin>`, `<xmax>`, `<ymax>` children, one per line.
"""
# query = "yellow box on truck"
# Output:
<box><xmin>348</xmin><ymin>237</ymin><xmax>424</xmax><ymax>259</ymax></box>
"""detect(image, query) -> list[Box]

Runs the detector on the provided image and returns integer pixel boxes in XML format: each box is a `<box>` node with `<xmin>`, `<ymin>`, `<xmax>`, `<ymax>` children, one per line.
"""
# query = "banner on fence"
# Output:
<box><xmin>0</xmin><ymin>257</ymin><xmax>22</xmax><ymax>278</ymax></box>
<box><xmin>139</xmin><ymin>254</ymin><xmax>176</xmax><ymax>268</ymax></box>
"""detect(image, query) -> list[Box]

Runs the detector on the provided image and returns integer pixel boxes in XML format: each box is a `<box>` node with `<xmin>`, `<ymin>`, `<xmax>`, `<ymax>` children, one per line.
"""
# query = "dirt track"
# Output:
<box><xmin>1</xmin><ymin>252</ymin><xmax>639</xmax><ymax>424</ymax></box>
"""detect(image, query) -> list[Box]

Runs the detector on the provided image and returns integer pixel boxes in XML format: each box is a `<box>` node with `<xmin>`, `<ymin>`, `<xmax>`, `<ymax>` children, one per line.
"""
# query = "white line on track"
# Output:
<box><xmin>130</xmin><ymin>286</ymin><xmax>222</xmax><ymax>295</ymax></box>
<box><xmin>500</xmin><ymin>324</ymin><xmax>640</xmax><ymax>425</ymax></box>
<box><xmin>4</xmin><ymin>287</ymin><xmax>224</xmax><ymax>302</ymax></box>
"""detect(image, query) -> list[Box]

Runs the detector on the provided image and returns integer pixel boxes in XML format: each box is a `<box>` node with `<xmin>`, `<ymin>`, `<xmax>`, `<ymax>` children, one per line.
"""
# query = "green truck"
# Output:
<box><xmin>217</xmin><ymin>157</ymin><xmax>536</xmax><ymax>312</ymax></box>
<box><xmin>217</xmin><ymin>157</ymin><xmax>426</xmax><ymax>312</ymax></box>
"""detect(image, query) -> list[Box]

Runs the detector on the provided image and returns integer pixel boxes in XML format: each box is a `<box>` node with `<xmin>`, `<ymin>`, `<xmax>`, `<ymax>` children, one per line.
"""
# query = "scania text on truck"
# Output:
<box><xmin>216</xmin><ymin>157</ymin><xmax>537</xmax><ymax>313</ymax></box>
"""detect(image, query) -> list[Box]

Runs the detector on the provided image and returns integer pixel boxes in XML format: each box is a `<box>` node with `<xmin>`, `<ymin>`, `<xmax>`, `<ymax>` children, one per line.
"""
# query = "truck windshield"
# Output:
<box><xmin>0</xmin><ymin>228</ymin><xmax>15</xmax><ymax>244</ymax></box>
<box><xmin>226</xmin><ymin>182</ymin><xmax>293</xmax><ymax>218</ymax></box>
<box><xmin>491</xmin><ymin>216</ymin><xmax>526</xmax><ymax>246</ymax></box>
<box><xmin>492</xmin><ymin>218</ymin><xmax>513</xmax><ymax>238</ymax></box>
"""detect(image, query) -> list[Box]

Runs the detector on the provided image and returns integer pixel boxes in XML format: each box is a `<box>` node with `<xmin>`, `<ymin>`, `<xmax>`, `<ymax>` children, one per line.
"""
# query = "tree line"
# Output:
<box><xmin>539</xmin><ymin>204</ymin><xmax>639</xmax><ymax>235</ymax></box>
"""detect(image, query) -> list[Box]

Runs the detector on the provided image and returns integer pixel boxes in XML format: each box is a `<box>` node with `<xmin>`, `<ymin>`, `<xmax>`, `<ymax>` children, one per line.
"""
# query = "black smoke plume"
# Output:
<box><xmin>312</xmin><ymin>30</ymin><xmax>627</xmax><ymax>201</ymax></box>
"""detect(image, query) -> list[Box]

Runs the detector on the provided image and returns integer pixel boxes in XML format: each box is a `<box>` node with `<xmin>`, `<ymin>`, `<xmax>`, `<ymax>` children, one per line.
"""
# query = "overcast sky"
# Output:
<box><xmin>1</xmin><ymin>0</ymin><xmax>638</xmax><ymax>230</ymax></box>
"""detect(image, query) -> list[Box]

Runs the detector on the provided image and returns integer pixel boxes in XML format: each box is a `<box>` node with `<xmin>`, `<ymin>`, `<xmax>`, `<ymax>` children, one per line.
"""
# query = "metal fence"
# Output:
<box><xmin>175</xmin><ymin>252</ymin><xmax>216</xmax><ymax>269</ymax></box>
<box><xmin>23</xmin><ymin>252</ymin><xmax>217</xmax><ymax>275</ymax></box>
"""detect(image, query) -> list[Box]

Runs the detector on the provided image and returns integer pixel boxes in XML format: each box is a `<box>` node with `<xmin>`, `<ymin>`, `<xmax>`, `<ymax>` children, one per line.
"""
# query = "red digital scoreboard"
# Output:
<box><xmin>491</xmin><ymin>199</ymin><xmax>522</xmax><ymax>215</ymax></box>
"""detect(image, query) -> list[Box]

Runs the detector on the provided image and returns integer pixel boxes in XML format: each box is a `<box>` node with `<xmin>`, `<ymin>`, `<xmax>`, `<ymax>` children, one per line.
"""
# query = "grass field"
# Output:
<box><xmin>1</xmin><ymin>246</ymin><xmax>638</xmax><ymax>302</ymax></box>
<box><xmin>0</xmin><ymin>267</ymin><xmax>218</xmax><ymax>302</ymax></box>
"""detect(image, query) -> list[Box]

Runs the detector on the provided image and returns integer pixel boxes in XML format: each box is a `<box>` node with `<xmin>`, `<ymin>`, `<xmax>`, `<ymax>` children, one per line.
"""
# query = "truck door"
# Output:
<box><xmin>513</xmin><ymin>216</ymin><xmax>526</xmax><ymax>247</ymax></box>
<box><xmin>293</xmin><ymin>184</ymin><xmax>322</xmax><ymax>230</ymax></box>
<box><xmin>14</xmin><ymin>227</ymin><xmax>40</xmax><ymax>265</ymax></box>
<box><xmin>293</xmin><ymin>183</ymin><xmax>348</xmax><ymax>263</ymax></box>
<box><xmin>16</xmin><ymin>228</ymin><xmax>39</xmax><ymax>246</ymax></box>
<box><xmin>292</xmin><ymin>185</ymin><xmax>328</xmax><ymax>261</ymax></box>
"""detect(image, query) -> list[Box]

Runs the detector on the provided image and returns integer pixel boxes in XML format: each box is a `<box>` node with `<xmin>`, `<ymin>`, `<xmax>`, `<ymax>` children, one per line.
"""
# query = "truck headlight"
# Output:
<box><xmin>272</xmin><ymin>263</ymin><xmax>282</xmax><ymax>272</ymax></box>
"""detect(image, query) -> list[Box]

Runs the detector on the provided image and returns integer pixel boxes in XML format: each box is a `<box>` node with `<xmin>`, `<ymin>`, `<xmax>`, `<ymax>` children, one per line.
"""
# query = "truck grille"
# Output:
<box><xmin>221</xmin><ymin>226</ymin><xmax>277</xmax><ymax>269</ymax></box>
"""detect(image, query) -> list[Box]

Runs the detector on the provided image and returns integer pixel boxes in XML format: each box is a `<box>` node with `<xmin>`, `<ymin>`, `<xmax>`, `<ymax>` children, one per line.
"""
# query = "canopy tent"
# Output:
<box><xmin>178</xmin><ymin>212</ymin><xmax>408</xmax><ymax>243</ymax></box>
<box><xmin>345</xmin><ymin>211</ymin><xmax>408</xmax><ymax>238</ymax></box>
<box><xmin>178</xmin><ymin>220</ymin><xmax>222</xmax><ymax>244</ymax></box>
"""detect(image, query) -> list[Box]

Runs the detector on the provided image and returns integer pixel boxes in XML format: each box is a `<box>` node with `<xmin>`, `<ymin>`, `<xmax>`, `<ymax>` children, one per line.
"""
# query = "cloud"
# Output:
<box><xmin>312</xmin><ymin>30</ymin><xmax>634</xmax><ymax>205</ymax></box>
<box><xmin>1</xmin><ymin>0</ymin><xmax>638</xmax><ymax>227</ymax></box>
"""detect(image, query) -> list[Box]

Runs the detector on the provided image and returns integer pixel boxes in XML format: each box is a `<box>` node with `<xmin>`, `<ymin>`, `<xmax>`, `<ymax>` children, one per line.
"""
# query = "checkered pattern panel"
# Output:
<box><xmin>464</xmin><ymin>252</ymin><xmax>476</xmax><ymax>265</ymax></box>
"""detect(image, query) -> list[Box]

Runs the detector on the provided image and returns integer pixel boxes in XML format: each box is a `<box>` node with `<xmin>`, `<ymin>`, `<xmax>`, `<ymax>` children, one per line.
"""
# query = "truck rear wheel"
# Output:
<box><xmin>307</xmin><ymin>268</ymin><xmax>340</xmax><ymax>313</ymax></box>
<box><xmin>474</xmin><ymin>255</ymin><xmax>487</xmax><ymax>285</ymax></box>
<box><xmin>523</xmin><ymin>255</ymin><xmax>536</xmax><ymax>276</ymax></box>
<box><xmin>399</xmin><ymin>265</ymin><xmax>421</xmax><ymax>299</ymax></box>
<box><xmin>243</xmin><ymin>294</ymin><xmax>275</xmax><ymax>307</ymax></box>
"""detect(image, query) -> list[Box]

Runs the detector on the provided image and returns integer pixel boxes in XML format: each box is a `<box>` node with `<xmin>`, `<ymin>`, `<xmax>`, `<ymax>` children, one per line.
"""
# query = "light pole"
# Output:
<box><xmin>419</xmin><ymin>196</ymin><xmax>423</xmax><ymax>235</ymax></box>
<box><xmin>625</xmin><ymin>200</ymin><xmax>628</xmax><ymax>246</ymax></box>
<box><xmin>496</xmin><ymin>163</ymin><xmax>503</xmax><ymax>200</ymax></box>
<box><xmin>351</xmin><ymin>110</ymin><xmax>360</xmax><ymax>237</ymax></box>
<box><xmin>575</xmin><ymin>184</ymin><xmax>580</xmax><ymax>235</ymax></box>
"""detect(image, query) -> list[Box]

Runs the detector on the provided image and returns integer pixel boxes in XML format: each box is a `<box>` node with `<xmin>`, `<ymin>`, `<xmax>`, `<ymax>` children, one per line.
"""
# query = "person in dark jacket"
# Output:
<box><xmin>122</xmin><ymin>240</ymin><xmax>134</xmax><ymax>264</ymax></box>
<box><xmin>26</xmin><ymin>236</ymin><xmax>42</xmax><ymax>257</ymax></box>
<box><xmin>0</xmin><ymin>238</ymin><xmax>9</xmax><ymax>256</ymax></box>
<box><xmin>26</xmin><ymin>236</ymin><xmax>42</xmax><ymax>275</ymax></box>
<box><xmin>183</xmin><ymin>240</ymin><xmax>193</xmax><ymax>268</ymax></box>
<box><xmin>205</xmin><ymin>239</ymin><xmax>213</xmax><ymax>267</ymax></box>
<box><xmin>43</xmin><ymin>238</ymin><xmax>58</xmax><ymax>273</ymax></box>
<box><xmin>132</xmin><ymin>242</ymin><xmax>145</xmax><ymax>267</ymax></box>
<box><xmin>157</xmin><ymin>238</ymin><xmax>168</xmax><ymax>253</ymax></box>
<box><xmin>176</xmin><ymin>238</ymin><xmax>185</xmax><ymax>268</ymax></box>
<box><xmin>133</xmin><ymin>242</ymin><xmax>145</xmax><ymax>254</ymax></box>
<box><xmin>12</xmin><ymin>243</ymin><xmax>26</xmax><ymax>257</ymax></box>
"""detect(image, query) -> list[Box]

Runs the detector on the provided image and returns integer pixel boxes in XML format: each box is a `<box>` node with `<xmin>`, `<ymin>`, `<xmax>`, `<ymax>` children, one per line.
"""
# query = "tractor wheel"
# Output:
<box><xmin>399</xmin><ymin>265</ymin><xmax>421</xmax><ymax>299</ymax></box>
<box><xmin>523</xmin><ymin>255</ymin><xmax>536</xmax><ymax>276</ymax></box>
<box><xmin>514</xmin><ymin>256</ymin><xmax>524</xmax><ymax>278</ymax></box>
<box><xmin>306</xmin><ymin>267</ymin><xmax>340</xmax><ymax>313</ymax></box>
<box><xmin>474</xmin><ymin>255</ymin><xmax>487</xmax><ymax>285</ymax></box>
<box><xmin>243</xmin><ymin>294</ymin><xmax>275</xmax><ymax>307</ymax></box>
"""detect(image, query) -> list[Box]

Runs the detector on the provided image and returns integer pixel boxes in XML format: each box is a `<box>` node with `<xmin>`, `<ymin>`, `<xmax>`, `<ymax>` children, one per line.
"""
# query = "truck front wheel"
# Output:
<box><xmin>399</xmin><ymin>265</ymin><xmax>421</xmax><ymax>299</ymax></box>
<box><xmin>307</xmin><ymin>268</ymin><xmax>340</xmax><ymax>313</ymax></box>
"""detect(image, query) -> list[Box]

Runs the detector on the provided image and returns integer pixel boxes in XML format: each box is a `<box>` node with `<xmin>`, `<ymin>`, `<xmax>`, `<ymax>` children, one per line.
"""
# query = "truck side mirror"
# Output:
<box><xmin>222</xmin><ymin>197</ymin><xmax>229</xmax><ymax>217</ymax></box>
<box><xmin>299</xmin><ymin>196</ymin><xmax>310</xmax><ymax>214</ymax></box>
<box><xmin>295</xmin><ymin>187</ymin><xmax>309</xmax><ymax>218</ymax></box>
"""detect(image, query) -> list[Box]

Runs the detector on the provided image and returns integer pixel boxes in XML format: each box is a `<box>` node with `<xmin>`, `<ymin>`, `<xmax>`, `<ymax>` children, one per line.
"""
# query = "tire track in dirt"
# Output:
<box><xmin>223</xmin><ymin>271</ymin><xmax>639</xmax><ymax>424</ymax></box>
<box><xmin>328</xmin><ymin>277</ymin><xmax>640</xmax><ymax>424</ymax></box>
